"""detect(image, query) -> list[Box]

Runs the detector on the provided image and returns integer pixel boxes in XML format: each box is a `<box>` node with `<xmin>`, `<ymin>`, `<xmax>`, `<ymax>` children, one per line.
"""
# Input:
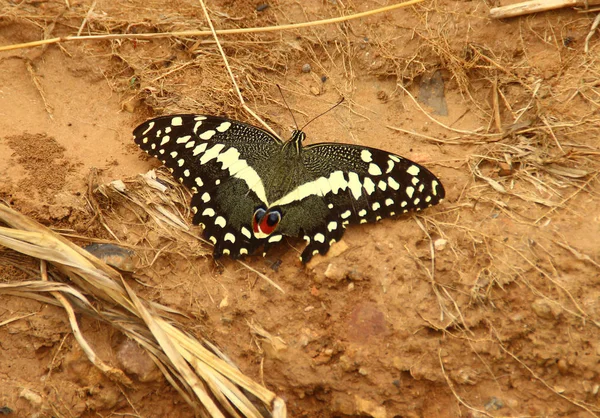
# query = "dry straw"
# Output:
<box><xmin>0</xmin><ymin>202</ymin><xmax>285</xmax><ymax>417</ymax></box>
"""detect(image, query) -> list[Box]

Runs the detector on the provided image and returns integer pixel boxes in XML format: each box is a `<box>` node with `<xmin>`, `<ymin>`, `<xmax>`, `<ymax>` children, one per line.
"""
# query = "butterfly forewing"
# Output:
<box><xmin>133</xmin><ymin>114</ymin><xmax>282</xmax><ymax>258</ymax></box>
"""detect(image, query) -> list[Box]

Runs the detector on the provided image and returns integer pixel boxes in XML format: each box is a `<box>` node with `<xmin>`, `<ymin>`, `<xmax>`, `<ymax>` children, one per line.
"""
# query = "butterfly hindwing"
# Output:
<box><xmin>279</xmin><ymin>143</ymin><xmax>445</xmax><ymax>262</ymax></box>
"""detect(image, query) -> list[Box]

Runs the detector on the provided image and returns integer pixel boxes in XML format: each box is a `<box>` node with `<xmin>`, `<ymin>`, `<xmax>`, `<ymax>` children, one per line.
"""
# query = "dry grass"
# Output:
<box><xmin>0</xmin><ymin>203</ymin><xmax>285</xmax><ymax>417</ymax></box>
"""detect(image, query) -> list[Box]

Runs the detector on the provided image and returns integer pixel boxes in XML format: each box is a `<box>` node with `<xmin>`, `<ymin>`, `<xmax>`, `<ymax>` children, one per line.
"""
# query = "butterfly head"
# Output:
<box><xmin>252</xmin><ymin>207</ymin><xmax>282</xmax><ymax>239</ymax></box>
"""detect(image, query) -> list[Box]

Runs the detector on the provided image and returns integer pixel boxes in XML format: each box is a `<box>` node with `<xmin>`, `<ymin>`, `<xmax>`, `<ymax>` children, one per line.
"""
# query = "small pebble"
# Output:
<box><xmin>484</xmin><ymin>397</ymin><xmax>504</xmax><ymax>411</ymax></box>
<box><xmin>256</xmin><ymin>3</ymin><xmax>269</xmax><ymax>12</ymax></box>
<box><xmin>302</xmin><ymin>63</ymin><xmax>311</xmax><ymax>73</ymax></box>
<box><xmin>557</xmin><ymin>358</ymin><xmax>569</xmax><ymax>374</ymax></box>
<box><xmin>321</xmin><ymin>75</ymin><xmax>327</xmax><ymax>82</ymax></box>
<box><xmin>531</xmin><ymin>298</ymin><xmax>559</xmax><ymax>320</ymax></box>
<box><xmin>358</xmin><ymin>367</ymin><xmax>368</xmax><ymax>376</ymax></box>
<box><xmin>434</xmin><ymin>238</ymin><xmax>447</xmax><ymax>251</ymax></box>
<box><xmin>347</xmin><ymin>282</ymin><xmax>354</xmax><ymax>291</ymax></box>
<box><xmin>84</xmin><ymin>243</ymin><xmax>138</xmax><ymax>272</ymax></box>
<box><xmin>310</xmin><ymin>86</ymin><xmax>320</xmax><ymax>96</ymax></box>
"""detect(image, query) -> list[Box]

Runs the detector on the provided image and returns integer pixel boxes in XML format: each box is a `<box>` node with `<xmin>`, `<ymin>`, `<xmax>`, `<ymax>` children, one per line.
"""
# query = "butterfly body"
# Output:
<box><xmin>133</xmin><ymin>114</ymin><xmax>445</xmax><ymax>263</ymax></box>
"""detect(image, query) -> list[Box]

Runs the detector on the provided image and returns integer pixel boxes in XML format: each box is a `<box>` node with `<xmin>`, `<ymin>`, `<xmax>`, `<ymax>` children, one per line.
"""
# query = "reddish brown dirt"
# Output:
<box><xmin>1</xmin><ymin>0</ymin><xmax>600</xmax><ymax>417</ymax></box>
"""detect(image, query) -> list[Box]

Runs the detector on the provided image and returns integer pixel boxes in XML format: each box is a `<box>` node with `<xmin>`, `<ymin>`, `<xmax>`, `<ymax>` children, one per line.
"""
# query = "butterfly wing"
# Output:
<box><xmin>280</xmin><ymin>142</ymin><xmax>445</xmax><ymax>262</ymax></box>
<box><xmin>133</xmin><ymin>114</ymin><xmax>283</xmax><ymax>259</ymax></box>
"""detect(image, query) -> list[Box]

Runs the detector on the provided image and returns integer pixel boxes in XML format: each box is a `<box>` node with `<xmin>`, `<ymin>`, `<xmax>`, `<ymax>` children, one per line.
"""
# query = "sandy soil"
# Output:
<box><xmin>1</xmin><ymin>0</ymin><xmax>600</xmax><ymax>417</ymax></box>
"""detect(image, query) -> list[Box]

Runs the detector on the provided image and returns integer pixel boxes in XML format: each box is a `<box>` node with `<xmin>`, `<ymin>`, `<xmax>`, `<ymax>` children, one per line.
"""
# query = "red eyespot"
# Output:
<box><xmin>252</xmin><ymin>208</ymin><xmax>281</xmax><ymax>237</ymax></box>
<box><xmin>259</xmin><ymin>210</ymin><xmax>281</xmax><ymax>235</ymax></box>
<box><xmin>252</xmin><ymin>208</ymin><xmax>266</xmax><ymax>234</ymax></box>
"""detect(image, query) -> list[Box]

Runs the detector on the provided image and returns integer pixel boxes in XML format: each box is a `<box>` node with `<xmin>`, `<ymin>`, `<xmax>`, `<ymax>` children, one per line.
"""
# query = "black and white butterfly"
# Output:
<box><xmin>133</xmin><ymin>114</ymin><xmax>445</xmax><ymax>263</ymax></box>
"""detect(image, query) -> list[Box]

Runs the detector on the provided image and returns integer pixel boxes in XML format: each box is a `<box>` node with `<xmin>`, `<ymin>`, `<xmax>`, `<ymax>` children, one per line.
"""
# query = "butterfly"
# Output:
<box><xmin>133</xmin><ymin>114</ymin><xmax>445</xmax><ymax>263</ymax></box>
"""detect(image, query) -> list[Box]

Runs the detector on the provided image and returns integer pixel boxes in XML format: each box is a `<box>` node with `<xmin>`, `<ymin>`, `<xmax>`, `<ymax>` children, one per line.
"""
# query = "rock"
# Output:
<box><xmin>83</xmin><ymin>243</ymin><xmax>138</xmax><ymax>272</ymax></box>
<box><xmin>531</xmin><ymin>299</ymin><xmax>561</xmax><ymax>320</ymax></box>
<box><xmin>302</xmin><ymin>63</ymin><xmax>311</xmax><ymax>73</ymax></box>
<box><xmin>324</xmin><ymin>263</ymin><xmax>347</xmax><ymax>281</ymax></box>
<box><xmin>484</xmin><ymin>397</ymin><xmax>504</xmax><ymax>411</ymax></box>
<box><xmin>19</xmin><ymin>389</ymin><xmax>42</xmax><ymax>407</ymax></box>
<box><xmin>116</xmin><ymin>339</ymin><xmax>162</xmax><ymax>383</ymax></box>
<box><xmin>557</xmin><ymin>358</ymin><xmax>569</xmax><ymax>374</ymax></box>
<box><xmin>434</xmin><ymin>238</ymin><xmax>447</xmax><ymax>251</ymax></box>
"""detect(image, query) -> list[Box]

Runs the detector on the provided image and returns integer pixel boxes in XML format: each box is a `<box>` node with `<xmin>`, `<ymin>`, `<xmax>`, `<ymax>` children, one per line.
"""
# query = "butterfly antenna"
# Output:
<box><xmin>277</xmin><ymin>84</ymin><xmax>299</xmax><ymax>131</ymax></box>
<box><xmin>300</xmin><ymin>97</ymin><xmax>345</xmax><ymax>132</ymax></box>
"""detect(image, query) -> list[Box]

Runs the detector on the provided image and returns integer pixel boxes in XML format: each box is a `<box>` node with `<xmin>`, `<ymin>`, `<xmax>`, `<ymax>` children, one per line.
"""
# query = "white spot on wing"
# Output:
<box><xmin>386</xmin><ymin>160</ymin><xmax>394</xmax><ymax>173</ymax></box>
<box><xmin>327</xmin><ymin>221</ymin><xmax>337</xmax><ymax>232</ymax></box>
<box><xmin>241</xmin><ymin>227</ymin><xmax>252</xmax><ymax>239</ymax></box>
<box><xmin>412</xmin><ymin>177</ymin><xmax>419</xmax><ymax>186</ymax></box>
<box><xmin>414</xmin><ymin>198</ymin><xmax>421</xmax><ymax>205</ymax></box>
<box><xmin>406</xmin><ymin>186</ymin><xmax>415</xmax><ymax>198</ymax></box>
<box><xmin>200</xmin><ymin>144</ymin><xmax>225</xmax><ymax>164</ymax></box>
<box><xmin>193</xmin><ymin>143</ymin><xmax>208</xmax><ymax>156</ymax></box>
<box><xmin>240</xmin><ymin>248</ymin><xmax>248</xmax><ymax>255</ymax></box>
<box><xmin>407</xmin><ymin>165</ymin><xmax>421</xmax><ymax>176</ymax></box>
<box><xmin>201</xmin><ymin>192</ymin><xmax>210</xmax><ymax>202</ymax></box>
<box><xmin>388</xmin><ymin>177</ymin><xmax>400</xmax><ymax>190</ymax></box>
<box><xmin>314</xmin><ymin>233</ymin><xmax>325</xmax><ymax>243</ymax></box>
<box><xmin>363</xmin><ymin>177</ymin><xmax>376</xmax><ymax>195</ymax></box>
<box><xmin>184</xmin><ymin>169</ymin><xmax>190</xmax><ymax>177</ymax></box>
<box><xmin>209</xmin><ymin>236</ymin><xmax>217</xmax><ymax>244</ymax></box>
<box><xmin>361</xmin><ymin>150</ymin><xmax>373</xmax><ymax>162</ymax></box>
<box><xmin>171</xmin><ymin>116</ymin><xmax>183</xmax><ymax>126</ymax></box>
<box><xmin>203</xmin><ymin>208</ymin><xmax>215</xmax><ymax>217</ymax></box>
<box><xmin>347</xmin><ymin>172</ymin><xmax>362</xmax><ymax>200</ymax></box>
<box><xmin>329</xmin><ymin>171</ymin><xmax>348</xmax><ymax>194</ymax></box>
<box><xmin>389</xmin><ymin>155</ymin><xmax>401</xmax><ymax>162</ymax></box>
<box><xmin>224</xmin><ymin>233</ymin><xmax>235</xmax><ymax>243</ymax></box>
<box><xmin>161</xmin><ymin>136</ymin><xmax>170</xmax><ymax>146</ymax></box>
<box><xmin>215</xmin><ymin>216</ymin><xmax>226</xmax><ymax>228</ymax></box>
<box><xmin>341</xmin><ymin>210</ymin><xmax>351</xmax><ymax>219</ymax></box>
<box><xmin>385</xmin><ymin>198</ymin><xmax>394</xmax><ymax>206</ymax></box>
<box><xmin>426</xmin><ymin>196</ymin><xmax>432</xmax><ymax>202</ymax></box>
<box><xmin>268</xmin><ymin>235</ymin><xmax>282</xmax><ymax>243</ymax></box>
<box><xmin>378</xmin><ymin>180</ymin><xmax>387</xmax><ymax>191</ymax></box>
<box><xmin>195</xmin><ymin>177</ymin><xmax>203</xmax><ymax>187</ymax></box>
<box><xmin>177</xmin><ymin>159</ymin><xmax>184</xmax><ymax>167</ymax></box>
<box><xmin>216</xmin><ymin>147</ymin><xmax>240</xmax><ymax>170</ymax></box>
<box><xmin>199</xmin><ymin>130</ymin><xmax>216</xmax><ymax>140</ymax></box>
<box><xmin>432</xmin><ymin>180</ymin><xmax>439</xmax><ymax>196</ymax></box>
<box><xmin>372</xmin><ymin>202</ymin><xmax>380</xmax><ymax>211</ymax></box>
<box><xmin>216</xmin><ymin>121</ymin><xmax>232</xmax><ymax>132</ymax></box>
<box><xmin>358</xmin><ymin>209</ymin><xmax>367</xmax><ymax>217</ymax></box>
<box><xmin>368</xmin><ymin>163</ymin><xmax>382</xmax><ymax>176</ymax></box>
<box><xmin>142</xmin><ymin>121</ymin><xmax>155</xmax><ymax>135</ymax></box>
<box><xmin>176</xmin><ymin>135</ymin><xmax>191</xmax><ymax>144</ymax></box>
